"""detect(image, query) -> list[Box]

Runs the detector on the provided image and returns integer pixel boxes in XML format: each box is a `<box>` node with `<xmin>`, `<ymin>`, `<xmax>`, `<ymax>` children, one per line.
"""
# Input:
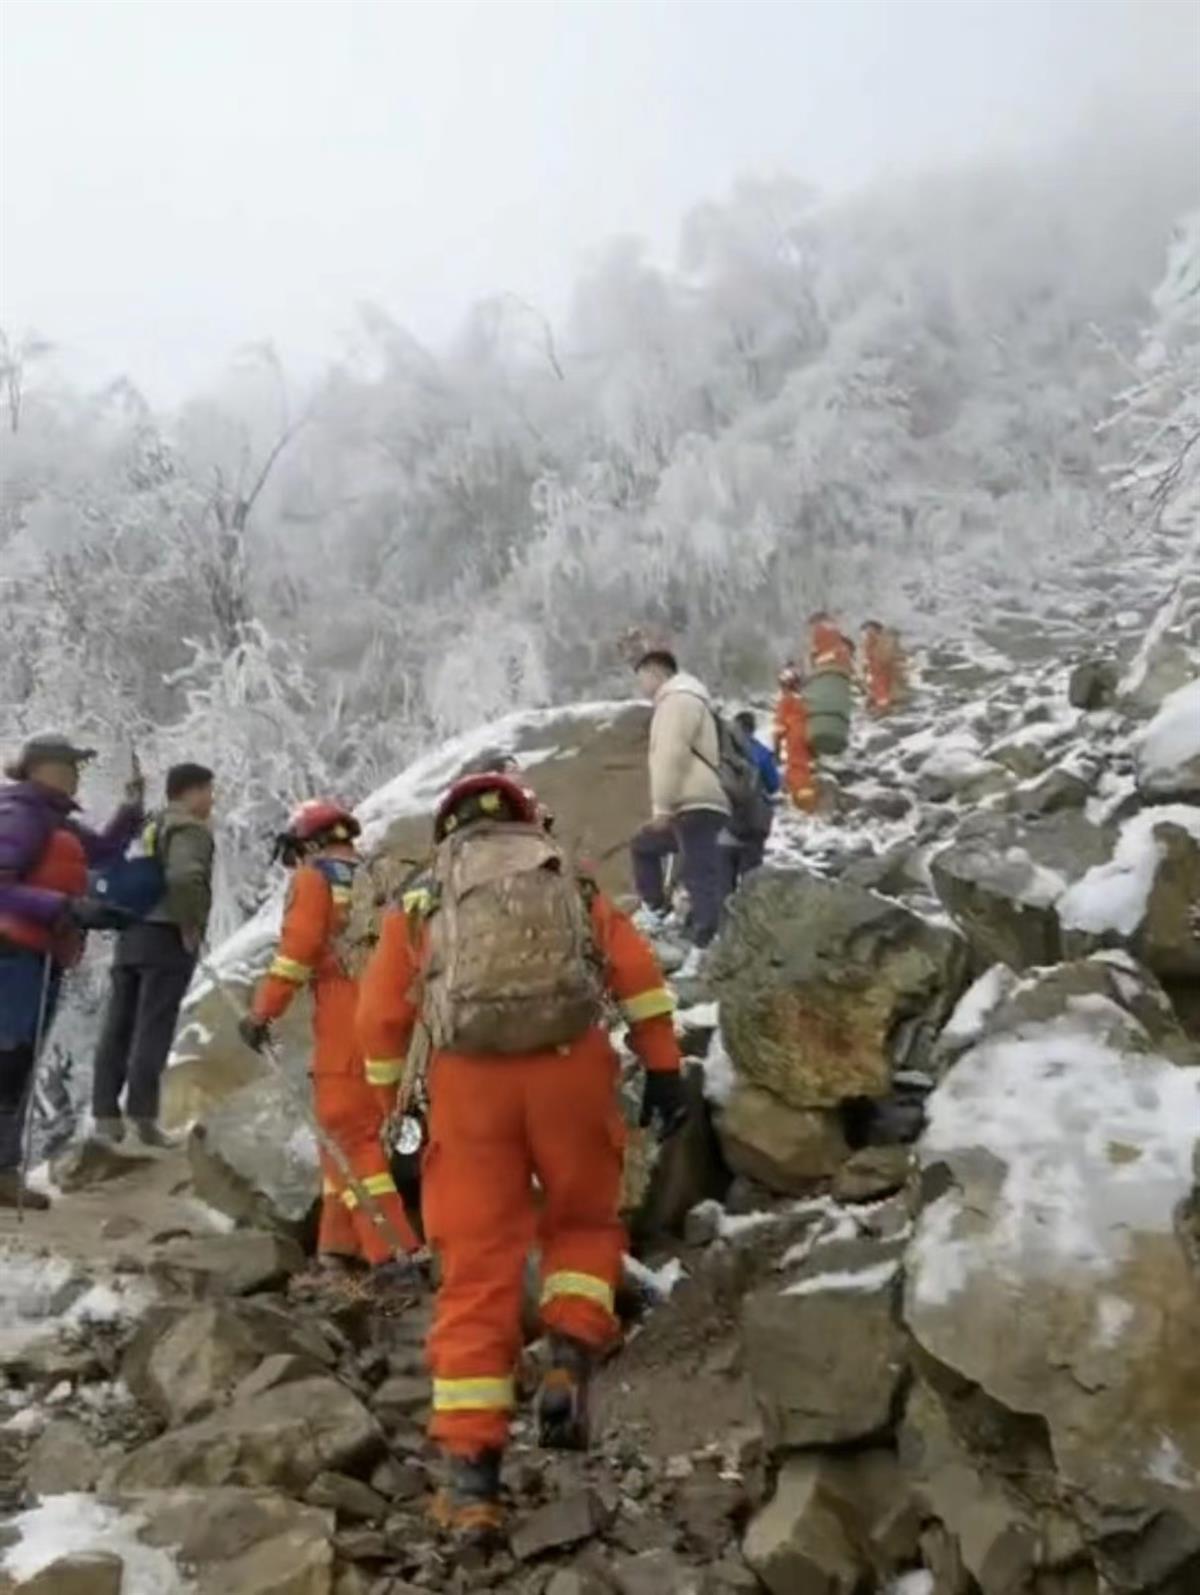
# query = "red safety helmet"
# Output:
<box><xmin>273</xmin><ymin>799</ymin><xmax>360</xmax><ymax>866</ymax></box>
<box><xmin>434</xmin><ymin>773</ymin><xmax>540</xmax><ymax>842</ymax></box>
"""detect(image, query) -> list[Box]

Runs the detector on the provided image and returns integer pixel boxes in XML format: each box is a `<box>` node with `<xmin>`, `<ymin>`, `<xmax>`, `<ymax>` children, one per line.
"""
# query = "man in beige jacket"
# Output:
<box><xmin>630</xmin><ymin>651</ymin><xmax>731</xmax><ymax>961</ymax></box>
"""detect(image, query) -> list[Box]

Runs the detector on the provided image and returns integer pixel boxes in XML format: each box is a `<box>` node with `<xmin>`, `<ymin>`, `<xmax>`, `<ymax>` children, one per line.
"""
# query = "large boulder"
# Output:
<box><xmin>742</xmin><ymin>1235</ymin><xmax>907</xmax><ymax>1451</ymax></box>
<box><xmin>115</xmin><ymin>1489</ymin><xmax>336</xmax><ymax>1595</ymax></box>
<box><xmin>1135</xmin><ymin>677</ymin><xmax>1200</xmax><ymax>802</ymax></box>
<box><xmin>167</xmin><ymin>702</ymin><xmax>654</xmax><ymax>1127</ymax></box>
<box><xmin>122</xmin><ymin>1301</ymin><xmax>333</xmax><ymax>1426</ymax></box>
<box><xmin>716</xmin><ymin>1085</ymin><xmax>849</xmax><ymax>1195</ymax></box>
<box><xmin>103</xmin><ymin>1377</ymin><xmax>381</xmax><ymax>1493</ymax></box>
<box><xmin>931</xmin><ymin>810</ymin><xmax>1112</xmax><ymax>969</ymax></box>
<box><xmin>710</xmin><ymin>869</ymin><xmax>967</xmax><ymax>1111</ymax></box>
<box><xmin>186</xmin><ymin>1074</ymin><xmax>321</xmax><ymax>1241</ymax></box>
<box><xmin>904</xmin><ymin>960</ymin><xmax>1200</xmax><ymax>1591</ymax></box>
<box><xmin>1059</xmin><ymin>807</ymin><xmax>1200</xmax><ymax>982</ymax></box>
<box><xmin>743</xmin><ymin>1450</ymin><xmax>918</xmax><ymax>1595</ymax></box>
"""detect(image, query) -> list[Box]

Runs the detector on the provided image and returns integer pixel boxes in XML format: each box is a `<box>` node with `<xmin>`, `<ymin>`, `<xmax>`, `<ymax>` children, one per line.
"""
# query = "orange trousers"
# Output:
<box><xmin>865</xmin><ymin>666</ymin><xmax>895</xmax><ymax>714</ymax></box>
<box><xmin>422</xmin><ymin>1034</ymin><xmax>626</xmax><ymax>1457</ymax></box>
<box><xmin>775</xmin><ymin>695</ymin><xmax>818</xmax><ymax>813</ymax></box>
<box><xmin>312</xmin><ymin>1068</ymin><xmax>417</xmax><ymax>1264</ymax></box>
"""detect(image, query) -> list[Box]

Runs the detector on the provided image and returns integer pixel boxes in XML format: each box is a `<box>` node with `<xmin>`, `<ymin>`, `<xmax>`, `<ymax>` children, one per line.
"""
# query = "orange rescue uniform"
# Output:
<box><xmin>809</xmin><ymin>620</ymin><xmax>854</xmax><ymax>675</ymax></box>
<box><xmin>357</xmin><ymin>886</ymin><xmax>681</xmax><ymax>1458</ymax></box>
<box><xmin>250</xmin><ymin>855</ymin><xmax>419</xmax><ymax>1263</ymax></box>
<box><xmin>863</xmin><ymin>628</ymin><xmax>904</xmax><ymax>715</ymax></box>
<box><xmin>773</xmin><ymin>690</ymin><xmax>818</xmax><ymax>812</ymax></box>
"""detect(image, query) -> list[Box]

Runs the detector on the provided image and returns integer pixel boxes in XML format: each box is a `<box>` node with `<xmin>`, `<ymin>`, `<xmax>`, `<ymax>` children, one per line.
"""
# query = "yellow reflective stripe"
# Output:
<box><xmin>339</xmin><ymin>1170</ymin><xmax>399</xmax><ymax>1209</ymax></box>
<box><xmin>620</xmin><ymin>987</ymin><xmax>676</xmax><ymax>1024</ymax></box>
<box><xmin>269</xmin><ymin>955</ymin><xmax>311</xmax><ymax>983</ymax></box>
<box><xmin>403</xmin><ymin>887</ymin><xmax>432</xmax><ymax>914</ymax></box>
<box><xmin>322</xmin><ymin>1180</ymin><xmax>338</xmax><ymax>1196</ymax></box>
<box><xmin>432</xmin><ymin>1376</ymin><xmax>515</xmax><ymax>1413</ymax></box>
<box><xmin>365</xmin><ymin>1057</ymin><xmax>404</xmax><ymax>1086</ymax></box>
<box><xmin>540</xmin><ymin>1270</ymin><xmax>614</xmax><ymax>1313</ymax></box>
<box><xmin>330</xmin><ymin>886</ymin><xmax>352</xmax><ymax>906</ymax></box>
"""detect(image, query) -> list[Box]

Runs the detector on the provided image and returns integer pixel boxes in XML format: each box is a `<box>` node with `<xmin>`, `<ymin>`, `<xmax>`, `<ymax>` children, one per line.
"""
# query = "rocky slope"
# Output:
<box><xmin>1</xmin><ymin>522</ymin><xmax>1197</xmax><ymax>1594</ymax></box>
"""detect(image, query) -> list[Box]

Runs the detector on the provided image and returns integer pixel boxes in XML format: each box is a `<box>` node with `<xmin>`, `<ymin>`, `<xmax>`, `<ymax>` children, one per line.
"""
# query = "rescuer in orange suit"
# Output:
<box><xmin>357</xmin><ymin>773</ymin><xmax>686</xmax><ymax>1544</ymax></box>
<box><xmin>807</xmin><ymin>610</ymin><xmax>855</xmax><ymax>674</ymax></box>
<box><xmin>239</xmin><ymin>800</ymin><xmax>421</xmax><ymax>1282</ymax></box>
<box><xmin>862</xmin><ymin>619</ymin><xmax>905</xmax><ymax>715</ymax></box>
<box><xmin>773</xmin><ymin>665</ymin><xmax>818</xmax><ymax>812</ymax></box>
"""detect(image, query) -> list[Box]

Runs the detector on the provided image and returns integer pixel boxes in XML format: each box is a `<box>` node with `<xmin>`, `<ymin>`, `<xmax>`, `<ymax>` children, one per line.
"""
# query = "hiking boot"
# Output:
<box><xmin>535</xmin><ymin>1334</ymin><xmax>593</xmax><ymax>1451</ymax></box>
<box><xmin>0</xmin><ymin>1170</ymin><xmax>50</xmax><ymax>1211</ymax></box>
<box><xmin>131</xmin><ymin>1120</ymin><xmax>178</xmax><ymax>1150</ymax></box>
<box><xmin>429</xmin><ymin>1449</ymin><xmax>504</xmax><ymax>1546</ymax></box>
<box><xmin>92</xmin><ymin>1117</ymin><xmax>126</xmax><ymax>1146</ymax></box>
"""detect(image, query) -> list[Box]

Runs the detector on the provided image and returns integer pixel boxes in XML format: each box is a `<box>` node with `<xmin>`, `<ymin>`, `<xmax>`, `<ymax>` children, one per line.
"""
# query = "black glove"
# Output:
<box><xmin>640</xmin><ymin>1071</ymin><xmax>690</xmax><ymax>1142</ymax></box>
<box><xmin>68</xmin><ymin>897</ymin><xmax>135</xmax><ymax>933</ymax></box>
<box><xmin>238</xmin><ymin>1014</ymin><xmax>272</xmax><ymax>1053</ymax></box>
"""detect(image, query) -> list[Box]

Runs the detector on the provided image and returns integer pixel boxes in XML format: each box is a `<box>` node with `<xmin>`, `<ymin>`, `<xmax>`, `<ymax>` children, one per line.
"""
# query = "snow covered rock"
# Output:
<box><xmin>1059</xmin><ymin>805</ymin><xmax>1200</xmax><ymax>981</ymax></box>
<box><xmin>743</xmin><ymin>1234</ymin><xmax>907</xmax><ymax>1451</ymax></box>
<box><xmin>904</xmin><ymin>959</ymin><xmax>1200</xmax><ymax>1590</ymax></box>
<box><xmin>710</xmin><ymin>869</ymin><xmax>967</xmax><ymax>1111</ymax></box>
<box><xmin>930</xmin><ymin>810</ymin><xmax>1111</xmax><ymax>969</ymax></box>
<box><xmin>716</xmin><ymin>1085</ymin><xmax>849</xmax><ymax>1195</ymax></box>
<box><xmin>1135</xmin><ymin>676</ymin><xmax>1200</xmax><ymax>801</ymax></box>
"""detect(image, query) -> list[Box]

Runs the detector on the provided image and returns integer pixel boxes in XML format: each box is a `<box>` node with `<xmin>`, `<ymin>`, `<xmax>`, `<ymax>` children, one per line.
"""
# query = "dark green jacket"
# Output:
<box><xmin>145</xmin><ymin>805</ymin><xmax>215</xmax><ymax>940</ymax></box>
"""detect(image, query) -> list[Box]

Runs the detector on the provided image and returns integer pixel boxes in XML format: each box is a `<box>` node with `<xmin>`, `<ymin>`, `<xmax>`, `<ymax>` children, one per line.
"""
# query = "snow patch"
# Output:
<box><xmin>1138</xmin><ymin>678</ymin><xmax>1200</xmax><ymax>782</ymax></box>
<box><xmin>699</xmin><ymin>1030</ymin><xmax>735</xmax><ymax>1107</ymax></box>
<box><xmin>888</xmin><ymin>1574</ymin><xmax>935</xmax><ymax>1595</ymax></box>
<box><xmin>911</xmin><ymin>1017</ymin><xmax>1200</xmax><ymax>1305</ymax></box>
<box><xmin>941</xmin><ymin>964</ymin><xmax>1015</xmax><ymax>1044</ymax></box>
<box><xmin>1058</xmin><ymin>803</ymin><xmax>1200</xmax><ymax>935</ymax></box>
<box><xmin>783</xmin><ymin>1258</ymin><xmax>900</xmax><ymax>1296</ymax></box>
<box><xmin>623</xmin><ymin>1252</ymin><xmax>687</xmax><ymax>1300</ymax></box>
<box><xmin>1</xmin><ymin>1496</ymin><xmax>194</xmax><ymax>1593</ymax></box>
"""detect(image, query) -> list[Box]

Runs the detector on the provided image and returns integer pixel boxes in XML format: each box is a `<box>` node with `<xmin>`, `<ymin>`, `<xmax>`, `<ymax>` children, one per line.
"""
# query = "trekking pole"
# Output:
<box><xmin>195</xmin><ymin>953</ymin><xmax>419</xmax><ymax>1264</ymax></box>
<box><xmin>16</xmin><ymin>952</ymin><xmax>56</xmax><ymax>1224</ymax></box>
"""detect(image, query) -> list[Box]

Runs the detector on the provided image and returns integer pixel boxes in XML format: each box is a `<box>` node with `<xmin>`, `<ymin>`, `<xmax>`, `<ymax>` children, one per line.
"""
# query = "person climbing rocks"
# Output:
<box><xmin>722</xmin><ymin>709</ymin><xmax>780</xmax><ymax>889</ymax></box>
<box><xmin>91</xmin><ymin>762</ymin><xmax>216</xmax><ymax>1148</ymax></box>
<box><xmin>807</xmin><ymin>611</ymin><xmax>855</xmax><ymax>675</ymax></box>
<box><xmin>357</xmin><ymin>772</ymin><xmax>685</xmax><ymax>1546</ymax></box>
<box><xmin>774</xmin><ymin>667</ymin><xmax>819</xmax><ymax>813</ymax></box>
<box><xmin>238</xmin><ymin>799</ymin><xmax>421</xmax><ymax>1283</ymax></box>
<box><xmin>0</xmin><ymin>734</ymin><xmax>144</xmax><ymax>1209</ymax></box>
<box><xmin>862</xmin><ymin>620</ymin><xmax>906</xmax><ymax>715</ymax></box>
<box><xmin>629</xmin><ymin>649</ymin><xmax>731</xmax><ymax>973</ymax></box>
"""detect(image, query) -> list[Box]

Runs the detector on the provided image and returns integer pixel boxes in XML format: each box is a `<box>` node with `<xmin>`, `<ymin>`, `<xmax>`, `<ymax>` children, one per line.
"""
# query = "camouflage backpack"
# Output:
<box><xmin>418</xmin><ymin>820</ymin><xmax>605</xmax><ymax>1055</ymax></box>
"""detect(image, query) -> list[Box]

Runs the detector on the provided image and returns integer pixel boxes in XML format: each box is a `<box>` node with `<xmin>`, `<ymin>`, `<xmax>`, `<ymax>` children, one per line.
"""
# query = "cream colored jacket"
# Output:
<box><xmin>648</xmin><ymin>673</ymin><xmax>730</xmax><ymax>818</ymax></box>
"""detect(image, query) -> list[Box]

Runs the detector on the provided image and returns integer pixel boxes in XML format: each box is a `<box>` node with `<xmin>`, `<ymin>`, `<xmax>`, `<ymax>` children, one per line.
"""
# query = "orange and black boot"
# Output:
<box><xmin>535</xmin><ymin>1334</ymin><xmax>593</xmax><ymax>1451</ymax></box>
<box><xmin>429</xmin><ymin>1449</ymin><xmax>504</xmax><ymax>1546</ymax></box>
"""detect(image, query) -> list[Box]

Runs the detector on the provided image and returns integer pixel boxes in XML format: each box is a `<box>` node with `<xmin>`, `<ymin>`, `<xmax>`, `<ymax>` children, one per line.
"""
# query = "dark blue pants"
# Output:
<box><xmin>0</xmin><ymin>948</ymin><xmax>60</xmax><ymax>1171</ymax></box>
<box><xmin>631</xmin><ymin>810</ymin><xmax>728</xmax><ymax>947</ymax></box>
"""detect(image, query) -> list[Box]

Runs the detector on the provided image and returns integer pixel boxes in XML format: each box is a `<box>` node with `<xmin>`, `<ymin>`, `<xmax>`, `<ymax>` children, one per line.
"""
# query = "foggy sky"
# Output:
<box><xmin>2</xmin><ymin>0</ymin><xmax>1196</xmax><ymax>403</ymax></box>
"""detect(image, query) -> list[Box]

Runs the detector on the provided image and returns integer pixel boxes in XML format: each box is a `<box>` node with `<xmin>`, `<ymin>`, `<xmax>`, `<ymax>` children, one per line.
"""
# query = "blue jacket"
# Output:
<box><xmin>748</xmin><ymin>738</ymin><xmax>781</xmax><ymax>797</ymax></box>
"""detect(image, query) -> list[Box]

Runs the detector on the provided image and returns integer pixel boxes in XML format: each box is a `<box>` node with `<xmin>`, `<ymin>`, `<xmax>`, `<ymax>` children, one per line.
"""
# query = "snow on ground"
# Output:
<box><xmin>1058</xmin><ymin>802</ymin><xmax>1200</xmax><ymax>935</ymax></box>
<box><xmin>0</xmin><ymin>1249</ymin><xmax>154</xmax><ymax>1363</ymax></box>
<box><xmin>1</xmin><ymin>1496</ymin><xmax>193</xmax><ymax>1593</ymax></box>
<box><xmin>783</xmin><ymin>1258</ymin><xmax>900</xmax><ymax>1296</ymax></box>
<box><xmin>698</xmin><ymin>1029</ymin><xmax>735</xmax><ymax>1106</ymax></box>
<box><xmin>1137</xmin><ymin>677</ymin><xmax>1200</xmax><ymax>782</ymax></box>
<box><xmin>909</xmin><ymin>1016</ymin><xmax>1200</xmax><ymax>1306</ymax></box>
<box><xmin>940</xmin><ymin>965</ymin><xmax>1016</xmax><ymax>1047</ymax></box>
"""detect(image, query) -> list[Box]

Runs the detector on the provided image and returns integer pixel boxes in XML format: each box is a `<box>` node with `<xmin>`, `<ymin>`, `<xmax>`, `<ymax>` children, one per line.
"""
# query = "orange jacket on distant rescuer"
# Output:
<box><xmin>773</xmin><ymin>687</ymin><xmax>818</xmax><ymax>812</ymax></box>
<box><xmin>808</xmin><ymin>618</ymin><xmax>855</xmax><ymax>675</ymax></box>
<box><xmin>356</xmin><ymin>884</ymin><xmax>682</xmax><ymax>1459</ymax></box>
<box><xmin>251</xmin><ymin>854</ymin><xmax>419</xmax><ymax>1263</ymax></box>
